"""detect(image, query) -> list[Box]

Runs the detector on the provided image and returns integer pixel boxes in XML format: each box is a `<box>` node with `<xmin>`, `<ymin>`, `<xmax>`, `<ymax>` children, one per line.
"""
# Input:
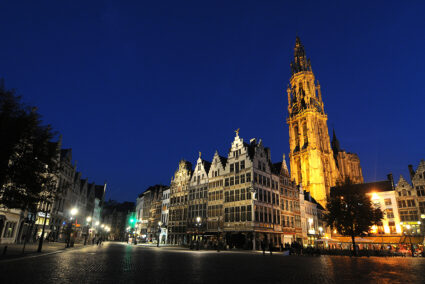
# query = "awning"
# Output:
<box><xmin>329</xmin><ymin>236</ymin><xmax>425</xmax><ymax>245</ymax></box>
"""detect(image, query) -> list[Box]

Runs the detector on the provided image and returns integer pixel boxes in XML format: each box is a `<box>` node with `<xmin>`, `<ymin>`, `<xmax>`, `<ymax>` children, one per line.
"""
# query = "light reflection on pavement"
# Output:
<box><xmin>1</xmin><ymin>242</ymin><xmax>424</xmax><ymax>283</ymax></box>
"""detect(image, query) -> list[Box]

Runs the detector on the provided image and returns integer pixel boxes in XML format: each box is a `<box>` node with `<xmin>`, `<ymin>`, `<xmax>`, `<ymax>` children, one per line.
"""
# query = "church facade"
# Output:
<box><xmin>286</xmin><ymin>37</ymin><xmax>363</xmax><ymax>207</ymax></box>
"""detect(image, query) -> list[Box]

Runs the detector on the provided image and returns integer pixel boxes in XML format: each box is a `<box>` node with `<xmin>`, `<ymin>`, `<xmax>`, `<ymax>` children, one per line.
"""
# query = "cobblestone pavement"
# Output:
<box><xmin>1</xmin><ymin>242</ymin><xmax>424</xmax><ymax>284</ymax></box>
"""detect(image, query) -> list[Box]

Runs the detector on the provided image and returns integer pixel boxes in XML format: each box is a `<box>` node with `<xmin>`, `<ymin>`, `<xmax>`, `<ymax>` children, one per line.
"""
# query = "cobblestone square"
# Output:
<box><xmin>1</xmin><ymin>242</ymin><xmax>424</xmax><ymax>284</ymax></box>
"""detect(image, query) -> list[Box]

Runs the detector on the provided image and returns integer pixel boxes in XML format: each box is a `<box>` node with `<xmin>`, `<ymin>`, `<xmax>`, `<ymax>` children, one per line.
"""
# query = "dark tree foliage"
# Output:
<box><xmin>0</xmin><ymin>82</ymin><xmax>59</xmax><ymax>212</ymax></box>
<box><xmin>324</xmin><ymin>179</ymin><xmax>384</xmax><ymax>255</ymax></box>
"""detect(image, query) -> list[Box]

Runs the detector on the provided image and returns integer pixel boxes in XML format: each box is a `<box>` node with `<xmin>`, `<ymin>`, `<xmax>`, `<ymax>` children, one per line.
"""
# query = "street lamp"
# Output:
<box><xmin>195</xmin><ymin>217</ymin><xmax>202</xmax><ymax>250</ymax></box>
<box><xmin>86</xmin><ymin>216</ymin><xmax>92</xmax><ymax>223</ymax></box>
<box><xmin>157</xmin><ymin>221</ymin><xmax>163</xmax><ymax>247</ymax></box>
<box><xmin>70</xmin><ymin>208</ymin><xmax>78</xmax><ymax>217</ymax></box>
<box><xmin>95</xmin><ymin>221</ymin><xmax>100</xmax><ymax>226</ymax></box>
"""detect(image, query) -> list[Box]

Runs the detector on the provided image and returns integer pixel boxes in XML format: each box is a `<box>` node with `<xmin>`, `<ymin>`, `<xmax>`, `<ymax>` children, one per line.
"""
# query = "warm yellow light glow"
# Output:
<box><xmin>70</xmin><ymin>208</ymin><xmax>78</xmax><ymax>216</ymax></box>
<box><xmin>371</xmin><ymin>192</ymin><xmax>379</xmax><ymax>201</ymax></box>
<box><xmin>86</xmin><ymin>216</ymin><xmax>92</xmax><ymax>222</ymax></box>
<box><xmin>384</xmin><ymin>225</ymin><xmax>390</xmax><ymax>234</ymax></box>
<box><xmin>95</xmin><ymin>221</ymin><xmax>100</xmax><ymax>226</ymax></box>
<box><xmin>406</xmin><ymin>225</ymin><xmax>411</xmax><ymax>229</ymax></box>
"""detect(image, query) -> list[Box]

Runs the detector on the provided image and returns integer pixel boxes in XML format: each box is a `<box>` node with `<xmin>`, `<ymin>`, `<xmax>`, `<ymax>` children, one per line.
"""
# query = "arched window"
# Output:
<box><xmin>302</xmin><ymin>123</ymin><xmax>308</xmax><ymax>146</ymax></box>
<box><xmin>294</xmin><ymin>125</ymin><xmax>299</xmax><ymax>148</ymax></box>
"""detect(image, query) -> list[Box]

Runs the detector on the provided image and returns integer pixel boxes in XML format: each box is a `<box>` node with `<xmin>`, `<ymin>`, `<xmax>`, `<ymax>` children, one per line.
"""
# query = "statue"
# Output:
<box><xmin>235</xmin><ymin>128</ymin><xmax>240</xmax><ymax>136</ymax></box>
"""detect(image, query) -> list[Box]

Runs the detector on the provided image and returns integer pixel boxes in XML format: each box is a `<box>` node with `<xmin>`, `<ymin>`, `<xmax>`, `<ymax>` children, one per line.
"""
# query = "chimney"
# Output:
<box><xmin>387</xmin><ymin>173</ymin><xmax>394</xmax><ymax>189</ymax></box>
<box><xmin>408</xmin><ymin>165</ymin><xmax>415</xmax><ymax>181</ymax></box>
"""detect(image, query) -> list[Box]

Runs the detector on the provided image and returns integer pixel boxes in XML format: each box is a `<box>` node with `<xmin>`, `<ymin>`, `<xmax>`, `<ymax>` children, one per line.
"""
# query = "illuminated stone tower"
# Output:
<box><xmin>286</xmin><ymin>37</ymin><xmax>339</xmax><ymax>207</ymax></box>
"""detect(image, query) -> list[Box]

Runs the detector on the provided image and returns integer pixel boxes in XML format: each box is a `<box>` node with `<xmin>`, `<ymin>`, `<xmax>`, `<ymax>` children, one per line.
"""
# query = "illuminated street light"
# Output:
<box><xmin>95</xmin><ymin>221</ymin><xmax>100</xmax><ymax>226</ymax></box>
<box><xmin>101</xmin><ymin>224</ymin><xmax>105</xmax><ymax>228</ymax></box>
<box><xmin>86</xmin><ymin>216</ymin><xmax>92</xmax><ymax>222</ymax></box>
<box><xmin>70</xmin><ymin>208</ymin><xmax>78</xmax><ymax>216</ymax></box>
<box><xmin>157</xmin><ymin>221</ymin><xmax>163</xmax><ymax>247</ymax></box>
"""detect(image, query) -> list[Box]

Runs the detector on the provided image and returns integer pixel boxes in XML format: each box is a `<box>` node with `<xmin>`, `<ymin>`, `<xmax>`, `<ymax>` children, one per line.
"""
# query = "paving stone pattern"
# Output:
<box><xmin>0</xmin><ymin>242</ymin><xmax>424</xmax><ymax>283</ymax></box>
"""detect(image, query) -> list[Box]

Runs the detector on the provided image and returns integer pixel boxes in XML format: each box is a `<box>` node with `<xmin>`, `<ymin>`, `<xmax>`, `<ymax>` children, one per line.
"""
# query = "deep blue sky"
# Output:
<box><xmin>1</xmin><ymin>1</ymin><xmax>424</xmax><ymax>202</ymax></box>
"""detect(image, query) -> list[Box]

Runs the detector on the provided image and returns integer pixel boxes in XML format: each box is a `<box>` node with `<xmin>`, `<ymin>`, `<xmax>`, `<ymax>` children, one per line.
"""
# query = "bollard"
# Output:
<box><xmin>3</xmin><ymin>246</ymin><xmax>7</xmax><ymax>255</ymax></box>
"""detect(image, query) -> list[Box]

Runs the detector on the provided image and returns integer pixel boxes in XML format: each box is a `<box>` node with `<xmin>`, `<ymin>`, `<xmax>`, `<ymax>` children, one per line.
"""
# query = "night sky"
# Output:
<box><xmin>1</xmin><ymin>1</ymin><xmax>424</xmax><ymax>202</ymax></box>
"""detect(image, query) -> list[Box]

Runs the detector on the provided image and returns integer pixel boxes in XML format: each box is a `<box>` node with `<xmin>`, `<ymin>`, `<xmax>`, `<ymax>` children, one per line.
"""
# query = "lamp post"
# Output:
<box><xmin>196</xmin><ymin>216</ymin><xmax>201</xmax><ymax>250</ymax></box>
<box><xmin>157</xmin><ymin>221</ymin><xmax>162</xmax><ymax>247</ymax></box>
<box><xmin>84</xmin><ymin>216</ymin><xmax>92</xmax><ymax>245</ymax></box>
<box><xmin>67</xmin><ymin>207</ymin><xmax>78</xmax><ymax>248</ymax></box>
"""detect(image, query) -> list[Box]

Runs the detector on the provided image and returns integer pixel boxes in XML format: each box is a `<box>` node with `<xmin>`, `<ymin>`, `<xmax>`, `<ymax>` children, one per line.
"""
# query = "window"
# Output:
<box><xmin>241</xmin><ymin>188</ymin><xmax>246</xmax><ymax>200</ymax></box>
<box><xmin>386</xmin><ymin>209</ymin><xmax>394</xmax><ymax>219</ymax></box>
<box><xmin>419</xmin><ymin>201</ymin><xmax>425</xmax><ymax>214</ymax></box>
<box><xmin>246</xmin><ymin>173</ymin><xmax>251</xmax><ymax>182</ymax></box>
<box><xmin>247</xmin><ymin>189</ymin><xmax>251</xmax><ymax>200</ymax></box>
<box><xmin>254</xmin><ymin>173</ymin><xmax>258</xmax><ymax>183</ymax></box>
<box><xmin>258</xmin><ymin>189</ymin><xmax>263</xmax><ymax>201</ymax></box>
<box><xmin>225</xmin><ymin>178</ymin><xmax>229</xmax><ymax>187</ymax></box>
<box><xmin>235</xmin><ymin>162</ymin><xmax>239</xmax><ymax>173</ymax></box>
<box><xmin>230</xmin><ymin>164</ymin><xmax>234</xmax><ymax>172</ymax></box>
<box><xmin>3</xmin><ymin>222</ymin><xmax>16</xmax><ymax>238</ymax></box>
<box><xmin>235</xmin><ymin>207</ymin><xmax>240</xmax><ymax>222</ymax></box>
<box><xmin>230</xmin><ymin>177</ymin><xmax>234</xmax><ymax>186</ymax></box>
<box><xmin>230</xmin><ymin>207</ymin><xmax>235</xmax><ymax>222</ymax></box>
<box><xmin>384</xmin><ymin>198</ymin><xmax>392</xmax><ymax>206</ymax></box>
<box><xmin>225</xmin><ymin>191</ymin><xmax>229</xmax><ymax>202</ymax></box>
<box><xmin>240</xmin><ymin>160</ymin><xmax>245</xmax><ymax>170</ymax></box>
<box><xmin>230</xmin><ymin>190</ymin><xmax>234</xmax><ymax>202</ymax></box>
<box><xmin>241</xmin><ymin>206</ymin><xmax>246</xmax><ymax>221</ymax></box>
<box><xmin>225</xmin><ymin>208</ymin><xmax>229</xmax><ymax>222</ymax></box>
<box><xmin>240</xmin><ymin>174</ymin><xmax>245</xmax><ymax>184</ymax></box>
<box><xmin>235</xmin><ymin>175</ymin><xmax>239</xmax><ymax>185</ymax></box>
<box><xmin>417</xmin><ymin>189</ymin><xmax>425</xmax><ymax>197</ymax></box>
<box><xmin>407</xmin><ymin>199</ymin><xmax>416</xmax><ymax>207</ymax></box>
<box><xmin>259</xmin><ymin>207</ymin><xmax>263</xmax><ymax>222</ymax></box>
<box><xmin>235</xmin><ymin>189</ymin><xmax>240</xmax><ymax>201</ymax></box>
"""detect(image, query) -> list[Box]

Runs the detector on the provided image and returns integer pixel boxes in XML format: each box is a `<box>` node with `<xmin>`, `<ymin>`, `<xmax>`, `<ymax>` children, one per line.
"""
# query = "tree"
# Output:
<box><xmin>0</xmin><ymin>81</ymin><xmax>59</xmax><ymax>250</ymax></box>
<box><xmin>324</xmin><ymin>180</ymin><xmax>383</xmax><ymax>256</ymax></box>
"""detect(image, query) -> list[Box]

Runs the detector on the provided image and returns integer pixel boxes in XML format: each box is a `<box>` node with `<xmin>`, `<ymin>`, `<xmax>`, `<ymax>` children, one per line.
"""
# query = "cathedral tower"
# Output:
<box><xmin>286</xmin><ymin>37</ymin><xmax>340</xmax><ymax>207</ymax></box>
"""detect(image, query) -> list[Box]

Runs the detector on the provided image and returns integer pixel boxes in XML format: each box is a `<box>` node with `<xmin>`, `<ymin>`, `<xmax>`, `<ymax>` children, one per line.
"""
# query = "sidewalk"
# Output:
<box><xmin>0</xmin><ymin>241</ymin><xmax>88</xmax><ymax>261</ymax></box>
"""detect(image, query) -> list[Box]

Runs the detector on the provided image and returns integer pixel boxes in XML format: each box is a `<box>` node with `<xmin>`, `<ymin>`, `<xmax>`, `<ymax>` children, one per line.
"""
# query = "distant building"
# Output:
<box><xmin>187</xmin><ymin>154</ymin><xmax>210</xmax><ymax>243</ymax></box>
<box><xmin>102</xmin><ymin>200</ymin><xmax>135</xmax><ymax>241</ymax></box>
<box><xmin>160</xmin><ymin>188</ymin><xmax>170</xmax><ymax>243</ymax></box>
<box><xmin>395</xmin><ymin>160</ymin><xmax>425</xmax><ymax>235</ymax></box>
<box><xmin>331</xmin><ymin>178</ymin><xmax>402</xmax><ymax>236</ymax></box>
<box><xmin>168</xmin><ymin>160</ymin><xmax>192</xmax><ymax>244</ymax></box>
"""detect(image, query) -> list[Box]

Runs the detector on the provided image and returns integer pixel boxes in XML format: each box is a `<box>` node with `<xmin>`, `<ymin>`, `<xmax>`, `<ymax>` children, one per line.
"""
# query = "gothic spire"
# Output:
<box><xmin>331</xmin><ymin>129</ymin><xmax>341</xmax><ymax>156</ymax></box>
<box><xmin>291</xmin><ymin>36</ymin><xmax>312</xmax><ymax>75</ymax></box>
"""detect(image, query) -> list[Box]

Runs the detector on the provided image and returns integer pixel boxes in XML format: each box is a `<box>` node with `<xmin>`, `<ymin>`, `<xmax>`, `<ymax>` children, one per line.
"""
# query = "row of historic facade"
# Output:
<box><xmin>134</xmin><ymin>138</ymin><xmax>424</xmax><ymax>249</ymax></box>
<box><xmin>0</xmin><ymin>136</ymin><xmax>106</xmax><ymax>244</ymax></box>
<box><xmin>134</xmin><ymin>132</ymin><xmax>328</xmax><ymax>249</ymax></box>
